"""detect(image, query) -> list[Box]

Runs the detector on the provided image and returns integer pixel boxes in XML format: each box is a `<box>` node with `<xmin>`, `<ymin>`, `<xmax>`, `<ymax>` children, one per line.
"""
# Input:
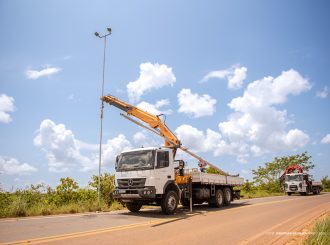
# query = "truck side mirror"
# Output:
<box><xmin>115</xmin><ymin>155</ymin><xmax>119</xmax><ymax>170</ymax></box>
<box><xmin>179</xmin><ymin>160</ymin><xmax>185</xmax><ymax>169</ymax></box>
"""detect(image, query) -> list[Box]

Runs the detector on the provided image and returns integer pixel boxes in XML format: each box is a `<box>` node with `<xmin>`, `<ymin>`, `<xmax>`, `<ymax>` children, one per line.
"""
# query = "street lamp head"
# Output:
<box><xmin>107</xmin><ymin>27</ymin><xmax>112</xmax><ymax>34</ymax></box>
<box><xmin>94</xmin><ymin>32</ymin><xmax>100</xmax><ymax>37</ymax></box>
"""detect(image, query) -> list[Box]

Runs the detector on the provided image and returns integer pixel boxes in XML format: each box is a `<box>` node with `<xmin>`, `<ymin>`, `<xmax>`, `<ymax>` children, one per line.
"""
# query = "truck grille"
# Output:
<box><xmin>117</xmin><ymin>178</ymin><xmax>146</xmax><ymax>189</ymax></box>
<box><xmin>289</xmin><ymin>185</ymin><xmax>298</xmax><ymax>191</ymax></box>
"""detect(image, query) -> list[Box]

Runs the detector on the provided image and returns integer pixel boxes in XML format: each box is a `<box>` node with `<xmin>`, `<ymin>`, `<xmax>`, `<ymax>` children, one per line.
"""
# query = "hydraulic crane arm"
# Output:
<box><xmin>102</xmin><ymin>94</ymin><xmax>237</xmax><ymax>176</ymax></box>
<box><xmin>102</xmin><ymin>95</ymin><xmax>181</xmax><ymax>150</ymax></box>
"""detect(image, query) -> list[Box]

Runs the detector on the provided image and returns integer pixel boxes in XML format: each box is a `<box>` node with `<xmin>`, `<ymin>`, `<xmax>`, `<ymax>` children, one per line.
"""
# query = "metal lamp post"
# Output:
<box><xmin>95</xmin><ymin>27</ymin><xmax>112</xmax><ymax>209</ymax></box>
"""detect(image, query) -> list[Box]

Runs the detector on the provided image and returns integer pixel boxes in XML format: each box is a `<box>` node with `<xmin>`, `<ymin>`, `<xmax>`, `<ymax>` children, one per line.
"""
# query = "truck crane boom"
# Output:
<box><xmin>102</xmin><ymin>95</ymin><xmax>180</xmax><ymax>149</ymax></box>
<box><xmin>102</xmin><ymin>94</ymin><xmax>234</xmax><ymax>176</ymax></box>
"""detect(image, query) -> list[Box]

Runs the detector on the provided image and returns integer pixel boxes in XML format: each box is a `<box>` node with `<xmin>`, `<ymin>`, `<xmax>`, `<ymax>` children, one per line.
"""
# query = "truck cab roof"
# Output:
<box><xmin>120</xmin><ymin>147</ymin><xmax>171</xmax><ymax>154</ymax></box>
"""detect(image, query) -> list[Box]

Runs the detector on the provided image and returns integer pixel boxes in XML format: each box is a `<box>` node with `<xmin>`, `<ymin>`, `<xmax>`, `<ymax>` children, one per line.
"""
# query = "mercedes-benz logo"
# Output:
<box><xmin>127</xmin><ymin>179</ymin><xmax>133</xmax><ymax>187</ymax></box>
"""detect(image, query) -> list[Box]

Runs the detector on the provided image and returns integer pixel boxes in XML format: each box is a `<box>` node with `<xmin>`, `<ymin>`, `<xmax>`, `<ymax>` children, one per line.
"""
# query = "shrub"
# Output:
<box><xmin>321</xmin><ymin>176</ymin><xmax>330</xmax><ymax>192</ymax></box>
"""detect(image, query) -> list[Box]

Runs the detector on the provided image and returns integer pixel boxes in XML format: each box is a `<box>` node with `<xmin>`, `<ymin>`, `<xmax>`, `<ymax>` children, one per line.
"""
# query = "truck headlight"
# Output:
<box><xmin>143</xmin><ymin>190</ymin><xmax>152</xmax><ymax>195</ymax></box>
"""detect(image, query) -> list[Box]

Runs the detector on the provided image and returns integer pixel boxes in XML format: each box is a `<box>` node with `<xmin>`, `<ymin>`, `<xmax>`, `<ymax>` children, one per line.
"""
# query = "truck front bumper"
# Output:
<box><xmin>113</xmin><ymin>187</ymin><xmax>156</xmax><ymax>200</ymax></box>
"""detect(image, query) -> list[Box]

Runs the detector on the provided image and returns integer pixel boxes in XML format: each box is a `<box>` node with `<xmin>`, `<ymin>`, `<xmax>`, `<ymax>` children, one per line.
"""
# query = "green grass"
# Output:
<box><xmin>239</xmin><ymin>189</ymin><xmax>284</xmax><ymax>199</ymax></box>
<box><xmin>0</xmin><ymin>197</ymin><xmax>124</xmax><ymax>218</ymax></box>
<box><xmin>304</xmin><ymin>213</ymin><xmax>330</xmax><ymax>245</ymax></box>
<box><xmin>0</xmin><ymin>186</ymin><xmax>124</xmax><ymax>218</ymax></box>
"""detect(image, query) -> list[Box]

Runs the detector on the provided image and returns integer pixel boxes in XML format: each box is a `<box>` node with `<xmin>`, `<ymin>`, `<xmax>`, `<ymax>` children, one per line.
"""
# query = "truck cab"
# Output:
<box><xmin>113</xmin><ymin>147</ymin><xmax>180</xmax><ymax>214</ymax></box>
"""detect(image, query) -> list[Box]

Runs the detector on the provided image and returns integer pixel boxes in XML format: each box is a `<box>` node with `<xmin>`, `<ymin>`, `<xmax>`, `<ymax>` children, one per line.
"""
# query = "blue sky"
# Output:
<box><xmin>1</xmin><ymin>0</ymin><xmax>329</xmax><ymax>189</ymax></box>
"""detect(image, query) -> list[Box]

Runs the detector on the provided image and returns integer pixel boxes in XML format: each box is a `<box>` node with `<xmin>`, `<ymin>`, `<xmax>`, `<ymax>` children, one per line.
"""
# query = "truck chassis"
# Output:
<box><xmin>114</xmin><ymin>171</ymin><xmax>244</xmax><ymax>214</ymax></box>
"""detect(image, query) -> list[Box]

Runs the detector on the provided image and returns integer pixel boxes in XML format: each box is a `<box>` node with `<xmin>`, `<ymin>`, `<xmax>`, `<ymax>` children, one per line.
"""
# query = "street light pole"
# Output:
<box><xmin>95</xmin><ymin>27</ymin><xmax>112</xmax><ymax>209</ymax></box>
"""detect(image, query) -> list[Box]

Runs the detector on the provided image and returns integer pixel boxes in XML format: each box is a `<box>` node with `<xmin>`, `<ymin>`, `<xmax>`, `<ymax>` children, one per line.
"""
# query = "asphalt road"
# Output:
<box><xmin>1</xmin><ymin>193</ymin><xmax>330</xmax><ymax>245</ymax></box>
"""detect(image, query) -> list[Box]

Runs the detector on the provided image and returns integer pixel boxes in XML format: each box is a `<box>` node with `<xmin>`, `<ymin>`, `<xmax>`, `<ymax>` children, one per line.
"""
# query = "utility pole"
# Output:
<box><xmin>95</xmin><ymin>27</ymin><xmax>112</xmax><ymax>209</ymax></box>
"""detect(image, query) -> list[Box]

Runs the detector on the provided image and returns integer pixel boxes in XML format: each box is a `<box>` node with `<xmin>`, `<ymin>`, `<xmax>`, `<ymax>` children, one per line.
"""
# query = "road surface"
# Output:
<box><xmin>1</xmin><ymin>193</ymin><xmax>330</xmax><ymax>245</ymax></box>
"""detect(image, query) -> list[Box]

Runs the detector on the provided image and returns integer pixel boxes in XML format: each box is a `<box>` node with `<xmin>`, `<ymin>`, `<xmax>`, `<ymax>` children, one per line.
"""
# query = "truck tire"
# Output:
<box><xmin>126</xmin><ymin>202</ymin><xmax>143</xmax><ymax>212</ymax></box>
<box><xmin>223</xmin><ymin>187</ymin><xmax>232</xmax><ymax>206</ymax></box>
<box><xmin>287</xmin><ymin>192</ymin><xmax>292</xmax><ymax>196</ymax></box>
<box><xmin>209</xmin><ymin>189</ymin><xmax>224</xmax><ymax>208</ymax></box>
<box><xmin>161</xmin><ymin>190</ymin><xmax>179</xmax><ymax>215</ymax></box>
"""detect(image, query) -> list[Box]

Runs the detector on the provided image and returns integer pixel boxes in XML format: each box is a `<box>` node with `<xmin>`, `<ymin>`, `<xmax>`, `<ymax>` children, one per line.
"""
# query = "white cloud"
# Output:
<box><xmin>201</xmin><ymin>65</ymin><xmax>247</xmax><ymax>90</ymax></box>
<box><xmin>34</xmin><ymin>119</ymin><xmax>91</xmax><ymax>172</ymax></box>
<box><xmin>26</xmin><ymin>66</ymin><xmax>62</xmax><ymax>80</ymax></box>
<box><xmin>175</xmin><ymin>124</ymin><xmax>228</xmax><ymax>155</ymax></box>
<box><xmin>34</xmin><ymin>119</ymin><xmax>132</xmax><ymax>172</ymax></box>
<box><xmin>175</xmin><ymin>69</ymin><xmax>311</xmax><ymax>160</ymax></box>
<box><xmin>321</xmin><ymin>134</ymin><xmax>330</xmax><ymax>144</ymax></box>
<box><xmin>228</xmin><ymin>66</ymin><xmax>248</xmax><ymax>89</ymax></box>
<box><xmin>0</xmin><ymin>94</ymin><xmax>15</xmax><ymax>123</ymax></box>
<box><xmin>102</xmin><ymin>135</ymin><xmax>132</xmax><ymax>169</ymax></box>
<box><xmin>316</xmin><ymin>86</ymin><xmax>328</xmax><ymax>99</ymax></box>
<box><xmin>0</xmin><ymin>156</ymin><xmax>37</xmax><ymax>175</ymax></box>
<box><xmin>133</xmin><ymin>131</ymin><xmax>162</xmax><ymax>147</ymax></box>
<box><xmin>175</xmin><ymin>124</ymin><xmax>205</xmax><ymax>151</ymax></box>
<box><xmin>136</xmin><ymin>99</ymin><xmax>172</xmax><ymax>115</ymax></box>
<box><xmin>126</xmin><ymin>63</ymin><xmax>176</xmax><ymax>102</ymax></box>
<box><xmin>283</xmin><ymin>129</ymin><xmax>310</xmax><ymax>148</ymax></box>
<box><xmin>219</xmin><ymin>69</ymin><xmax>311</xmax><ymax>155</ymax></box>
<box><xmin>177</xmin><ymin>88</ymin><xmax>216</xmax><ymax>118</ymax></box>
<box><xmin>229</xmin><ymin>69</ymin><xmax>311</xmax><ymax>110</ymax></box>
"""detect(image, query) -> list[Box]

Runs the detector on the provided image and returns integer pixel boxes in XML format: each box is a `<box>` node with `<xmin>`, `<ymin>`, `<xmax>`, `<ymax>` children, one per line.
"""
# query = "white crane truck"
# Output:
<box><xmin>103</xmin><ymin>95</ymin><xmax>244</xmax><ymax>214</ymax></box>
<box><xmin>281</xmin><ymin>165</ymin><xmax>322</xmax><ymax>196</ymax></box>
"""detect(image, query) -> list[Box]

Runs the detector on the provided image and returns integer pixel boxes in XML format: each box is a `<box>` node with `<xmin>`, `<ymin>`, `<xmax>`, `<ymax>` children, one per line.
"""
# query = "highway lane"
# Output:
<box><xmin>1</xmin><ymin>193</ymin><xmax>330</xmax><ymax>244</ymax></box>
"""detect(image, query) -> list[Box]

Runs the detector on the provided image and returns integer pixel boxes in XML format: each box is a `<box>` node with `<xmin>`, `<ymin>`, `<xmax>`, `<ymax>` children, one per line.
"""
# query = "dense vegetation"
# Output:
<box><xmin>321</xmin><ymin>176</ymin><xmax>330</xmax><ymax>192</ymax></box>
<box><xmin>0</xmin><ymin>173</ymin><xmax>122</xmax><ymax>218</ymax></box>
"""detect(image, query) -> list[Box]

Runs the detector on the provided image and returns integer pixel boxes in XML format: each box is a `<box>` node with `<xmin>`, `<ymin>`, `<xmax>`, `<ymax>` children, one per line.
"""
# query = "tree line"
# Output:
<box><xmin>0</xmin><ymin>173</ymin><xmax>119</xmax><ymax>218</ymax></box>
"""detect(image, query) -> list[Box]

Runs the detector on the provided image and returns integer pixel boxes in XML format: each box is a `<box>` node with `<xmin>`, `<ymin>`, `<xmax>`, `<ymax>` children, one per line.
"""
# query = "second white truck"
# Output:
<box><xmin>281</xmin><ymin>165</ymin><xmax>322</xmax><ymax>196</ymax></box>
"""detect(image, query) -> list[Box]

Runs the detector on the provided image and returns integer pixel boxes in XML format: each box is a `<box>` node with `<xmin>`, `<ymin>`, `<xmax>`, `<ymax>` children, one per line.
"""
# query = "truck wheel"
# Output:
<box><xmin>214</xmin><ymin>189</ymin><xmax>224</xmax><ymax>207</ymax></box>
<box><xmin>208</xmin><ymin>189</ymin><xmax>224</xmax><ymax>208</ymax></box>
<box><xmin>126</xmin><ymin>202</ymin><xmax>143</xmax><ymax>212</ymax></box>
<box><xmin>223</xmin><ymin>187</ymin><xmax>232</xmax><ymax>206</ymax></box>
<box><xmin>161</xmin><ymin>190</ymin><xmax>179</xmax><ymax>215</ymax></box>
<box><xmin>287</xmin><ymin>192</ymin><xmax>292</xmax><ymax>196</ymax></box>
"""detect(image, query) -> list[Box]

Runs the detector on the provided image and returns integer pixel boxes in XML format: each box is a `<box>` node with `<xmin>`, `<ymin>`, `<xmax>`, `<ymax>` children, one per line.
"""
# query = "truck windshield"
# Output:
<box><xmin>117</xmin><ymin>150</ymin><xmax>155</xmax><ymax>171</ymax></box>
<box><xmin>286</xmin><ymin>175</ymin><xmax>302</xmax><ymax>182</ymax></box>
